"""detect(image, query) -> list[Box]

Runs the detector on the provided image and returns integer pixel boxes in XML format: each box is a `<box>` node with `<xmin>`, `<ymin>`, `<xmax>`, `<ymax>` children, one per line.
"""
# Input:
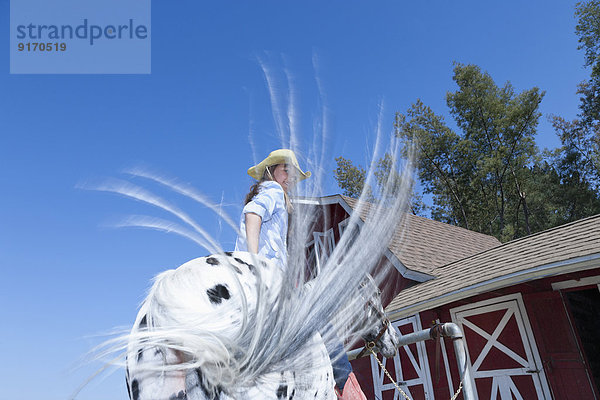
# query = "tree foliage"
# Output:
<box><xmin>334</xmin><ymin>156</ymin><xmax>371</xmax><ymax>199</ymax></box>
<box><xmin>333</xmin><ymin>62</ymin><xmax>600</xmax><ymax>241</ymax></box>
<box><xmin>576</xmin><ymin>0</ymin><xmax>600</xmax><ymax>122</ymax></box>
<box><xmin>335</xmin><ymin>5</ymin><xmax>600</xmax><ymax>240</ymax></box>
<box><xmin>395</xmin><ymin>64</ymin><xmax>547</xmax><ymax>240</ymax></box>
<box><xmin>535</xmin><ymin>0</ymin><xmax>600</xmax><ymax>225</ymax></box>
<box><xmin>546</xmin><ymin>116</ymin><xmax>600</xmax><ymax>222</ymax></box>
<box><xmin>555</xmin><ymin>1</ymin><xmax>600</xmax><ymax>189</ymax></box>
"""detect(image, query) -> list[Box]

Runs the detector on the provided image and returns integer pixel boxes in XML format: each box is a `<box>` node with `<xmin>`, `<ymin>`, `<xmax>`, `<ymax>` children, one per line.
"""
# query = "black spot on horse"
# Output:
<box><xmin>234</xmin><ymin>257</ymin><xmax>249</xmax><ymax>266</ymax></box>
<box><xmin>207</xmin><ymin>284</ymin><xmax>230</xmax><ymax>304</ymax></box>
<box><xmin>235</xmin><ymin>257</ymin><xmax>256</xmax><ymax>274</ymax></box>
<box><xmin>289</xmin><ymin>388</ymin><xmax>296</xmax><ymax>399</ymax></box>
<box><xmin>224</xmin><ymin>251</ymin><xmax>233</xmax><ymax>256</ymax></box>
<box><xmin>169</xmin><ymin>390</ymin><xmax>187</xmax><ymax>400</ymax></box>
<box><xmin>130</xmin><ymin>378</ymin><xmax>139</xmax><ymax>400</ymax></box>
<box><xmin>227</xmin><ymin>263</ymin><xmax>243</xmax><ymax>274</ymax></box>
<box><xmin>195</xmin><ymin>369</ymin><xmax>210</xmax><ymax>398</ymax></box>
<box><xmin>206</xmin><ymin>257</ymin><xmax>220</xmax><ymax>265</ymax></box>
<box><xmin>276</xmin><ymin>384</ymin><xmax>288</xmax><ymax>399</ymax></box>
<box><xmin>195</xmin><ymin>368</ymin><xmax>222</xmax><ymax>399</ymax></box>
<box><xmin>139</xmin><ymin>315</ymin><xmax>147</xmax><ymax>329</ymax></box>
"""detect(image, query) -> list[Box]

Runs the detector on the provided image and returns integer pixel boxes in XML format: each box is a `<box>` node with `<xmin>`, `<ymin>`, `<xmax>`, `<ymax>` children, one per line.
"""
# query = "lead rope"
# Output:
<box><xmin>367</xmin><ymin>344</ymin><xmax>464</xmax><ymax>400</ymax></box>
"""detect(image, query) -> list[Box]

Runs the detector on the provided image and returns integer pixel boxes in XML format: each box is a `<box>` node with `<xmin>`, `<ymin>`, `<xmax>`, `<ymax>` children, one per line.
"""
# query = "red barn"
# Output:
<box><xmin>297</xmin><ymin>195</ymin><xmax>600</xmax><ymax>400</ymax></box>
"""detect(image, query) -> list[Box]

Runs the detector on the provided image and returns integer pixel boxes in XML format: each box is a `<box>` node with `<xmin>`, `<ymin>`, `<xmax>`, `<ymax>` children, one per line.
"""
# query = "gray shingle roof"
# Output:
<box><xmin>385</xmin><ymin>214</ymin><xmax>600</xmax><ymax>319</ymax></box>
<box><xmin>341</xmin><ymin>195</ymin><xmax>500</xmax><ymax>275</ymax></box>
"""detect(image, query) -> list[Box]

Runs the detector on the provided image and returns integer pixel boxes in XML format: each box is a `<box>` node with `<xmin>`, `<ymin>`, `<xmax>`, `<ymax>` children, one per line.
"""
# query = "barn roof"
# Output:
<box><xmin>385</xmin><ymin>214</ymin><xmax>600</xmax><ymax>320</ymax></box>
<box><xmin>340</xmin><ymin>196</ymin><xmax>501</xmax><ymax>275</ymax></box>
<box><xmin>295</xmin><ymin>194</ymin><xmax>500</xmax><ymax>280</ymax></box>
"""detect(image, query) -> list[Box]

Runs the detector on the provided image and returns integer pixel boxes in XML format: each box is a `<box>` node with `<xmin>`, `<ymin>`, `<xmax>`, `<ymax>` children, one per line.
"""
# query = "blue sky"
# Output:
<box><xmin>0</xmin><ymin>1</ymin><xmax>589</xmax><ymax>399</ymax></box>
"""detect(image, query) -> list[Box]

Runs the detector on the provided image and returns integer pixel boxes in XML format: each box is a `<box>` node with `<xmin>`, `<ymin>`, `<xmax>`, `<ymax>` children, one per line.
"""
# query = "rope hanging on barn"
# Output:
<box><xmin>367</xmin><ymin>343</ymin><xmax>464</xmax><ymax>400</ymax></box>
<box><xmin>367</xmin><ymin>342</ymin><xmax>463</xmax><ymax>400</ymax></box>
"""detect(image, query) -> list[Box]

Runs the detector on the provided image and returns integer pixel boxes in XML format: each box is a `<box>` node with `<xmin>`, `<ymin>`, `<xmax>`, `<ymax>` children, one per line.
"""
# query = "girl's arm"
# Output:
<box><xmin>245</xmin><ymin>212</ymin><xmax>262</xmax><ymax>254</ymax></box>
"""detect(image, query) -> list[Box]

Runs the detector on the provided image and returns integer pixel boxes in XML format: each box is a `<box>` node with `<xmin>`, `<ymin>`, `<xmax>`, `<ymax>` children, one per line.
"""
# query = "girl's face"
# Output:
<box><xmin>272</xmin><ymin>163</ymin><xmax>297</xmax><ymax>193</ymax></box>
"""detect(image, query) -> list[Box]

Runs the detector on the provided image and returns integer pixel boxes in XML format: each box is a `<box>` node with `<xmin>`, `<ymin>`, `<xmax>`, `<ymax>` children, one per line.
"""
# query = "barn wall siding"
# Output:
<box><xmin>302</xmin><ymin>199</ymin><xmax>599</xmax><ymax>398</ymax></box>
<box><xmin>354</xmin><ymin>268</ymin><xmax>600</xmax><ymax>399</ymax></box>
<box><xmin>524</xmin><ymin>291</ymin><xmax>598</xmax><ymax>399</ymax></box>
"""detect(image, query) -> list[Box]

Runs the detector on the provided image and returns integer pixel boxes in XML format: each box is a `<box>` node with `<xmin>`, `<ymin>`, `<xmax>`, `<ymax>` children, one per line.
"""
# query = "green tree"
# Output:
<box><xmin>546</xmin><ymin>117</ymin><xmax>600</xmax><ymax>221</ymax></box>
<box><xmin>535</xmin><ymin>1</ymin><xmax>600</xmax><ymax>224</ymax></box>
<box><xmin>576</xmin><ymin>0</ymin><xmax>600</xmax><ymax>123</ymax></box>
<box><xmin>396</xmin><ymin>63</ymin><xmax>545</xmax><ymax>240</ymax></box>
<box><xmin>550</xmin><ymin>116</ymin><xmax>600</xmax><ymax>189</ymax></box>
<box><xmin>336</xmin><ymin>57</ymin><xmax>600</xmax><ymax>239</ymax></box>
<box><xmin>548</xmin><ymin>1</ymin><xmax>600</xmax><ymax>191</ymax></box>
<box><xmin>333</xmin><ymin>156</ymin><xmax>372</xmax><ymax>199</ymax></box>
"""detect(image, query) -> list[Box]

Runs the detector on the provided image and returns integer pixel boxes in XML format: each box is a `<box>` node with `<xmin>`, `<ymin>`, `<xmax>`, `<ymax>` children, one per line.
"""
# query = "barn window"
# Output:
<box><xmin>306</xmin><ymin>228</ymin><xmax>335</xmax><ymax>277</ymax></box>
<box><xmin>314</xmin><ymin>228</ymin><xmax>335</xmax><ymax>268</ymax></box>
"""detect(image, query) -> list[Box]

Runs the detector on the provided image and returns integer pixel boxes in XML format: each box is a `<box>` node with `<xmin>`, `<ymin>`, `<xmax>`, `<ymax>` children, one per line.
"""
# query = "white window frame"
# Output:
<box><xmin>551</xmin><ymin>274</ymin><xmax>600</xmax><ymax>292</ymax></box>
<box><xmin>313</xmin><ymin>228</ymin><xmax>335</xmax><ymax>270</ymax></box>
<box><xmin>338</xmin><ymin>217</ymin><xmax>349</xmax><ymax>237</ymax></box>
<box><xmin>306</xmin><ymin>228</ymin><xmax>336</xmax><ymax>276</ymax></box>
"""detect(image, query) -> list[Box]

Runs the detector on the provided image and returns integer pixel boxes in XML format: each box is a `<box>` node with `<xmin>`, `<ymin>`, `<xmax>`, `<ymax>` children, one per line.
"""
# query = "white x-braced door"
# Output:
<box><xmin>450</xmin><ymin>293</ymin><xmax>552</xmax><ymax>400</ymax></box>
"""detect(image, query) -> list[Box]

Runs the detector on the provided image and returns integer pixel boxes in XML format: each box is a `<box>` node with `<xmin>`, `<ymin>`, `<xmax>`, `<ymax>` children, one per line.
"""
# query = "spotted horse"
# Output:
<box><xmin>125</xmin><ymin>251</ymin><xmax>400</xmax><ymax>400</ymax></box>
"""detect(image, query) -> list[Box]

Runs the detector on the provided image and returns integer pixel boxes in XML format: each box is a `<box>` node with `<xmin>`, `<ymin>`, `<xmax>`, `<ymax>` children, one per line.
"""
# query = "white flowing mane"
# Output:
<box><xmin>90</xmin><ymin>140</ymin><xmax>413</xmax><ymax>396</ymax></box>
<box><xmin>78</xmin><ymin>63</ymin><xmax>416</xmax><ymax>398</ymax></box>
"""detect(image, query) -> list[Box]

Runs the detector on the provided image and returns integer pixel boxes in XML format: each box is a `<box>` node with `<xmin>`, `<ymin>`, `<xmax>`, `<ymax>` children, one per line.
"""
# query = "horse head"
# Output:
<box><xmin>358</xmin><ymin>275</ymin><xmax>400</xmax><ymax>358</ymax></box>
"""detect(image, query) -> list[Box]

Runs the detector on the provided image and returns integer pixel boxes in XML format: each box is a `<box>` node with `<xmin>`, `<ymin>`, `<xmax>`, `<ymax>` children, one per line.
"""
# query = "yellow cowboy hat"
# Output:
<box><xmin>248</xmin><ymin>149</ymin><xmax>311</xmax><ymax>181</ymax></box>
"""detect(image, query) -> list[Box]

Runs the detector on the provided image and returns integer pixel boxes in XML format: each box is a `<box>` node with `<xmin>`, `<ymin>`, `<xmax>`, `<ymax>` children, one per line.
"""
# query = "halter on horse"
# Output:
<box><xmin>125</xmin><ymin>252</ymin><xmax>399</xmax><ymax>400</ymax></box>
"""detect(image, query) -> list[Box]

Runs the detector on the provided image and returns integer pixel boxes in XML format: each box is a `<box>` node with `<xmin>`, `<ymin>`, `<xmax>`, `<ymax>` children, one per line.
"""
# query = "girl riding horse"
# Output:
<box><xmin>235</xmin><ymin>149</ymin><xmax>367</xmax><ymax>399</ymax></box>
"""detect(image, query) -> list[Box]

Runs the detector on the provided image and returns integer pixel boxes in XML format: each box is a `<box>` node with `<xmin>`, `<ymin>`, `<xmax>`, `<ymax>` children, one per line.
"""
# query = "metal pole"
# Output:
<box><xmin>347</xmin><ymin>322</ymin><xmax>476</xmax><ymax>400</ymax></box>
<box><xmin>441</xmin><ymin>323</ymin><xmax>475</xmax><ymax>400</ymax></box>
<box><xmin>347</xmin><ymin>328</ymin><xmax>433</xmax><ymax>360</ymax></box>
